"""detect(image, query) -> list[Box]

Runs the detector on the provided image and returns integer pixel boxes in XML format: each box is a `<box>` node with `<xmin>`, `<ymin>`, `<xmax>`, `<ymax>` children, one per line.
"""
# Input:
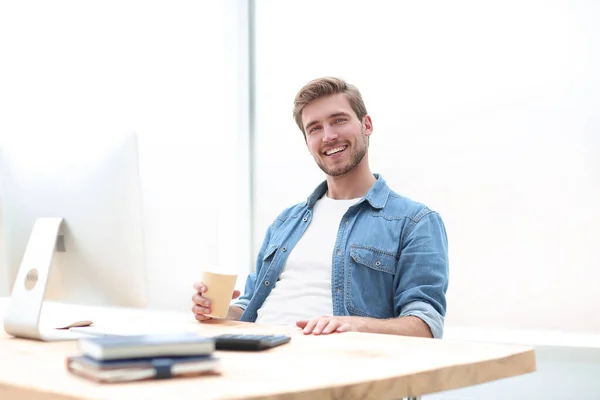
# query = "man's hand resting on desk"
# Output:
<box><xmin>192</xmin><ymin>282</ymin><xmax>243</xmax><ymax>321</ymax></box>
<box><xmin>297</xmin><ymin>315</ymin><xmax>434</xmax><ymax>338</ymax></box>
<box><xmin>296</xmin><ymin>316</ymin><xmax>367</xmax><ymax>335</ymax></box>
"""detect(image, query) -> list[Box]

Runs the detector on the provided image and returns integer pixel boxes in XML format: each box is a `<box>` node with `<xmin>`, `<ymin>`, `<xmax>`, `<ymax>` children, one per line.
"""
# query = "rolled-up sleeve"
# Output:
<box><xmin>400</xmin><ymin>300</ymin><xmax>445</xmax><ymax>339</ymax></box>
<box><xmin>394</xmin><ymin>210</ymin><xmax>449</xmax><ymax>339</ymax></box>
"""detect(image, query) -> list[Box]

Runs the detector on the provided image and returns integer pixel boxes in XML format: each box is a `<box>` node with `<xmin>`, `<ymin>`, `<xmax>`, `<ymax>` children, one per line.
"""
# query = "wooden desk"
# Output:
<box><xmin>0</xmin><ymin>299</ymin><xmax>536</xmax><ymax>400</ymax></box>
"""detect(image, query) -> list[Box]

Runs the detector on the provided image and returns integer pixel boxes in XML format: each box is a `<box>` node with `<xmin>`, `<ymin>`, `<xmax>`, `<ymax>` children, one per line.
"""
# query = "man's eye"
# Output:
<box><xmin>335</xmin><ymin>118</ymin><xmax>346</xmax><ymax>123</ymax></box>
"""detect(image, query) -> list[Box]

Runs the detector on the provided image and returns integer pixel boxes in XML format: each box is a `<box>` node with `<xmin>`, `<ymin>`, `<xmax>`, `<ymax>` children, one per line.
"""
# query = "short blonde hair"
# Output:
<box><xmin>293</xmin><ymin>77</ymin><xmax>367</xmax><ymax>135</ymax></box>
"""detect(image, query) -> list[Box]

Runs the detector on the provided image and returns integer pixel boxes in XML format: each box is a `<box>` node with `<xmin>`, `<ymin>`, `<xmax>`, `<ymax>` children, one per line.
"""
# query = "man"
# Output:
<box><xmin>192</xmin><ymin>77</ymin><xmax>449</xmax><ymax>338</ymax></box>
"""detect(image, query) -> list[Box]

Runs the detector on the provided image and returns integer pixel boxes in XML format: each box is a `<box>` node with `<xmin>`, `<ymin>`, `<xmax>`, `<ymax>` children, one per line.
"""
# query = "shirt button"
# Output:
<box><xmin>303</xmin><ymin>217</ymin><xmax>308</xmax><ymax>222</ymax></box>
<box><xmin>264</xmin><ymin>280</ymin><xmax>270</xmax><ymax>286</ymax></box>
<box><xmin>345</xmin><ymin>220</ymin><xmax>348</xmax><ymax>225</ymax></box>
<box><xmin>337</xmin><ymin>249</ymin><xmax>341</xmax><ymax>255</ymax></box>
<box><xmin>375</xmin><ymin>260</ymin><xmax>381</xmax><ymax>266</ymax></box>
<box><xmin>282</xmin><ymin>247</ymin><xmax>287</xmax><ymax>252</ymax></box>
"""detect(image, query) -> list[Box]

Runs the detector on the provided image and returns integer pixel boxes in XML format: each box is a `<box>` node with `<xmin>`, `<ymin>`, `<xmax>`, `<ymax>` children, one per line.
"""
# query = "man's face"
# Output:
<box><xmin>302</xmin><ymin>93</ymin><xmax>372</xmax><ymax>177</ymax></box>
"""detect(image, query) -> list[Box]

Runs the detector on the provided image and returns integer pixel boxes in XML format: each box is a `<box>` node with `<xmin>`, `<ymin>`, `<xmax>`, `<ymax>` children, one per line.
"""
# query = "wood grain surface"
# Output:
<box><xmin>0</xmin><ymin>299</ymin><xmax>536</xmax><ymax>400</ymax></box>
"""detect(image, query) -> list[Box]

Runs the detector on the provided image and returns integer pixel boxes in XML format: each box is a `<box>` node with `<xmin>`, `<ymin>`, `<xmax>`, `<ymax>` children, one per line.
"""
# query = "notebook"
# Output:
<box><xmin>66</xmin><ymin>354</ymin><xmax>219</xmax><ymax>383</ymax></box>
<box><xmin>77</xmin><ymin>332</ymin><xmax>215</xmax><ymax>361</ymax></box>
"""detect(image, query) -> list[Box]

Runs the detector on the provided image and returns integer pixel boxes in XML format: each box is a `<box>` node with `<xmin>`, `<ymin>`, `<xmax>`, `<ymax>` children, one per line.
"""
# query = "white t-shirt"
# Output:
<box><xmin>255</xmin><ymin>194</ymin><xmax>359</xmax><ymax>326</ymax></box>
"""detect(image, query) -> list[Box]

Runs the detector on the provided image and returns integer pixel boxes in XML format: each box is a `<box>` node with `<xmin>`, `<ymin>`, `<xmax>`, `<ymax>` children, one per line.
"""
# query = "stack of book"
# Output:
<box><xmin>66</xmin><ymin>332</ymin><xmax>219</xmax><ymax>383</ymax></box>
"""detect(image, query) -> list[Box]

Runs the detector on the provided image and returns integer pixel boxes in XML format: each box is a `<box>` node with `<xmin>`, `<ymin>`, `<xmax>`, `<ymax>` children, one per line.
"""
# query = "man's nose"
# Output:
<box><xmin>322</xmin><ymin>125</ymin><xmax>338</xmax><ymax>142</ymax></box>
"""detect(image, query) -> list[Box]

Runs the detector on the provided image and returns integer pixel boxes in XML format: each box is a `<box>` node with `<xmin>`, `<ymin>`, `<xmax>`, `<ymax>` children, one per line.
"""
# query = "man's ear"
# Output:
<box><xmin>362</xmin><ymin>115</ymin><xmax>373</xmax><ymax>137</ymax></box>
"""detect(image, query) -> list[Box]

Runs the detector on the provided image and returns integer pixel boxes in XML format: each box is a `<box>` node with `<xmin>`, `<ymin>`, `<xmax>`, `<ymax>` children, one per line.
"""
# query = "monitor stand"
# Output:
<box><xmin>3</xmin><ymin>217</ymin><xmax>92</xmax><ymax>341</ymax></box>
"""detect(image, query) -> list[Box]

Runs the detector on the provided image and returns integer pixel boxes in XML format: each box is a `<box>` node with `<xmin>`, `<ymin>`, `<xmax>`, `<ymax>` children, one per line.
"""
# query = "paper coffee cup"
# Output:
<box><xmin>201</xmin><ymin>268</ymin><xmax>238</xmax><ymax>319</ymax></box>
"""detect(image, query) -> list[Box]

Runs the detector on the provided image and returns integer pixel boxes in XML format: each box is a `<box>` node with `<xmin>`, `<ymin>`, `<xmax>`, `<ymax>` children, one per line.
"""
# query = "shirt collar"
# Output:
<box><xmin>306</xmin><ymin>173</ymin><xmax>390</xmax><ymax>210</ymax></box>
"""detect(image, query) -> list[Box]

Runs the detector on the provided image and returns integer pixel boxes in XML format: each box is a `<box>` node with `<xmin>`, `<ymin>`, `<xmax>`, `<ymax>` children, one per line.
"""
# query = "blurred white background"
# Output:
<box><xmin>0</xmin><ymin>0</ymin><xmax>598</xmax><ymax>334</ymax></box>
<box><xmin>0</xmin><ymin>0</ymin><xmax>252</xmax><ymax>310</ymax></box>
<box><xmin>253</xmin><ymin>0</ymin><xmax>600</xmax><ymax>334</ymax></box>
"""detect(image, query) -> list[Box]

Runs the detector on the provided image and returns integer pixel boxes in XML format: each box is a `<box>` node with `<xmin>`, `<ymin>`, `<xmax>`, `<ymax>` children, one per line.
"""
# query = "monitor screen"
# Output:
<box><xmin>0</xmin><ymin>131</ymin><xmax>147</xmax><ymax>309</ymax></box>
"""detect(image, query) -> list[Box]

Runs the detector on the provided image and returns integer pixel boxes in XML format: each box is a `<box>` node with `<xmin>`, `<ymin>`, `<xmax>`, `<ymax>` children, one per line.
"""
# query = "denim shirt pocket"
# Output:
<box><xmin>347</xmin><ymin>246</ymin><xmax>396</xmax><ymax>318</ymax></box>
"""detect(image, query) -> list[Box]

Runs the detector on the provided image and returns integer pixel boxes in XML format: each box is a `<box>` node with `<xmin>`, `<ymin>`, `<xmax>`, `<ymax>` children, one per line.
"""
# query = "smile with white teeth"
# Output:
<box><xmin>325</xmin><ymin>146</ymin><xmax>347</xmax><ymax>156</ymax></box>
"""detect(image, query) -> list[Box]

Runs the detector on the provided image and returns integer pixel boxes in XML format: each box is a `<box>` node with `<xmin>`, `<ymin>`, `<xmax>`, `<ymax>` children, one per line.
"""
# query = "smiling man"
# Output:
<box><xmin>192</xmin><ymin>77</ymin><xmax>449</xmax><ymax>338</ymax></box>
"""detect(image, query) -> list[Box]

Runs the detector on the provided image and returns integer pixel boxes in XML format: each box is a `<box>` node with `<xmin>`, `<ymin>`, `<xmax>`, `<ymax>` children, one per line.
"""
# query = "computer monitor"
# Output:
<box><xmin>0</xmin><ymin>131</ymin><xmax>147</xmax><ymax>341</ymax></box>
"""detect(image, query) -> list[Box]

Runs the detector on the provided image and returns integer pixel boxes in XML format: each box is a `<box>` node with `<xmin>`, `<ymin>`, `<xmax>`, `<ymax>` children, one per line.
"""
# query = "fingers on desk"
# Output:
<box><xmin>299</xmin><ymin>318</ymin><xmax>346</xmax><ymax>335</ymax></box>
<box><xmin>194</xmin><ymin>312</ymin><xmax>212</xmax><ymax>322</ymax></box>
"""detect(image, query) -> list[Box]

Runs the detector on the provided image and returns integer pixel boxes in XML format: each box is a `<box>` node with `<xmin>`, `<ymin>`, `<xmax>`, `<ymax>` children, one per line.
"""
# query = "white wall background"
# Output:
<box><xmin>252</xmin><ymin>0</ymin><xmax>600</xmax><ymax>333</ymax></box>
<box><xmin>0</xmin><ymin>0</ymin><xmax>251</xmax><ymax>310</ymax></box>
<box><xmin>0</xmin><ymin>0</ymin><xmax>597</xmax><ymax>333</ymax></box>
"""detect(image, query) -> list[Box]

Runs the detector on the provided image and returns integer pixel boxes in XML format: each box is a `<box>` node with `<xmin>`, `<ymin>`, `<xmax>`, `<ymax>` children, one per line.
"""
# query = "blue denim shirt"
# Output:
<box><xmin>234</xmin><ymin>174</ymin><xmax>449</xmax><ymax>338</ymax></box>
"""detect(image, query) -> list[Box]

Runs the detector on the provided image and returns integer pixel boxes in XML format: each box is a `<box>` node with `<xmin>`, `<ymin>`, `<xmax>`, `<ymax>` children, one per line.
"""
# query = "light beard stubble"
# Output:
<box><xmin>315</xmin><ymin>129</ymin><xmax>368</xmax><ymax>177</ymax></box>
